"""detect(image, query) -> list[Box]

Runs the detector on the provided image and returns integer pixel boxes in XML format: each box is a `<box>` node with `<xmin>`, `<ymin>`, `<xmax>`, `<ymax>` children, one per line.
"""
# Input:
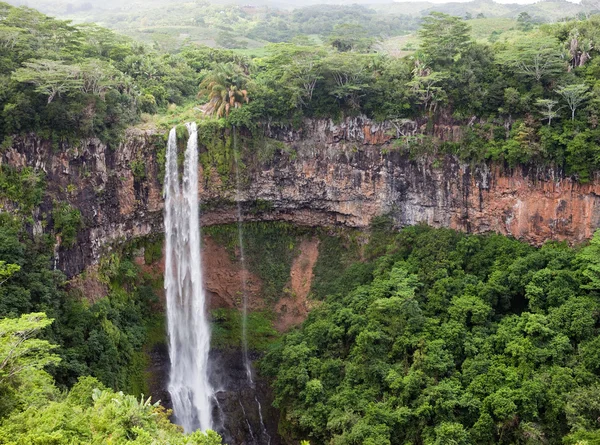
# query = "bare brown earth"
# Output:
<box><xmin>201</xmin><ymin>236</ymin><xmax>264</xmax><ymax>311</ymax></box>
<box><xmin>125</xmin><ymin>235</ymin><xmax>320</xmax><ymax>330</ymax></box>
<box><xmin>274</xmin><ymin>237</ymin><xmax>320</xmax><ymax>332</ymax></box>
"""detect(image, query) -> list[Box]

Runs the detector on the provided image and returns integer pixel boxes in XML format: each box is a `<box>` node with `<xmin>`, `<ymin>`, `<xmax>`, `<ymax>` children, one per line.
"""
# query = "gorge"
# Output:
<box><xmin>3</xmin><ymin>116</ymin><xmax>600</xmax><ymax>444</ymax></box>
<box><xmin>3</xmin><ymin>116</ymin><xmax>599</xmax><ymax>280</ymax></box>
<box><xmin>5</xmin><ymin>3</ymin><xmax>600</xmax><ymax>443</ymax></box>
<box><xmin>4</xmin><ymin>116</ymin><xmax>600</xmax><ymax>443</ymax></box>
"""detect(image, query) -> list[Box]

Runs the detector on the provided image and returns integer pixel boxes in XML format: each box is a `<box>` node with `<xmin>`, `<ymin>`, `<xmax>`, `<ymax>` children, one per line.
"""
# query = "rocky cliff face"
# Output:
<box><xmin>3</xmin><ymin>117</ymin><xmax>600</xmax><ymax>277</ymax></box>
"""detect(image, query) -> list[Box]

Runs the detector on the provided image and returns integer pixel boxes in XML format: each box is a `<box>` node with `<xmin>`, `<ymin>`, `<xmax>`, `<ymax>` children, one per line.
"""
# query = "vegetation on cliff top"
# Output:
<box><xmin>3</xmin><ymin>1</ymin><xmax>600</xmax><ymax>179</ymax></box>
<box><xmin>0</xmin><ymin>1</ymin><xmax>197</xmax><ymax>145</ymax></box>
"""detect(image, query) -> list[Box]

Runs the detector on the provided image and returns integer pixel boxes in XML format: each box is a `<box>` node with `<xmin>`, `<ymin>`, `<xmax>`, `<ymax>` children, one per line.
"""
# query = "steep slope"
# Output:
<box><xmin>2</xmin><ymin>116</ymin><xmax>599</xmax><ymax>278</ymax></box>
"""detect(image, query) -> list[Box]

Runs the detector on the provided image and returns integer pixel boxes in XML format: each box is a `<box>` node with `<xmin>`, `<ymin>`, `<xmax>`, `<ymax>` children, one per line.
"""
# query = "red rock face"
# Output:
<box><xmin>200</xmin><ymin>236</ymin><xmax>263</xmax><ymax>311</ymax></box>
<box><xmin>3</xmin><ymin>118</ymin><xmax>600</xmax><ymax>277</ymax></box>
<box><xmin>455</xmin><ymin>165</ymin><xmax>600</xmax><ymax>244</ymax></box>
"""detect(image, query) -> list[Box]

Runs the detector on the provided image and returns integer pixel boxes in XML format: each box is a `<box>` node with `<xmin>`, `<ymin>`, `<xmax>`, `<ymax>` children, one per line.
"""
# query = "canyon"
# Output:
<box><xmin>3</xmin><ymin>116</ymin><xmax>599</xmax><ymax>280</ymax></box>
<box><xmin>4</xmin><ymin>116</ymin><xmax>600</xmax><ymax>444</ymax></box>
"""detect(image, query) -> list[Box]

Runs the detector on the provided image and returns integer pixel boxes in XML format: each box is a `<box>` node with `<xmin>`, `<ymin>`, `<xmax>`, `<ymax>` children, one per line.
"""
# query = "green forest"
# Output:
<box><xmin>264</xmin><ymin>222</ymin><xmax>600</xmax><ymax>444</ymax></box>
<box><xmin>3</xmin><ymin>0</ymin><xmax>600</xmax><ymax>443</ymax></box>
<box><xmin>3</xmin><ymin>2</ymin><xmax>600</xmax><ymax>178</ymax></box>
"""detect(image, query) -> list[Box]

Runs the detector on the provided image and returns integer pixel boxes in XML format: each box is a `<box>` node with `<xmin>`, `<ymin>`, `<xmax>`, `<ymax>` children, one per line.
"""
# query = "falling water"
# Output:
<box><xmin>164</xmin><ymin>123</ymin><xmax>213</xmax><ymax>432</ymax></box>
<box><xmin>233</xmin><ymin>128</ymin><xmax>253</xmax><ymax>384</ymax></box>
<box><xmin>233</xmin><ymin>128</ymin><xmax>271</xmax><ymax>445</ymax></box>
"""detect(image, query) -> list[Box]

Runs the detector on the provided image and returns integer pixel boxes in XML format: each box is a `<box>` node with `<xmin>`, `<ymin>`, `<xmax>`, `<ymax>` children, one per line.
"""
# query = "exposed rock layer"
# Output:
<box><xmin>4</xmin><ymin>117</ymin><xmax>600</xmax><ymax>278</ymax></box>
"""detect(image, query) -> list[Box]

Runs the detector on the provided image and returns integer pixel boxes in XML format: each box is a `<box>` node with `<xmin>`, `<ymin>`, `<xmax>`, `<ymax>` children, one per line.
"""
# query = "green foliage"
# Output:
<box><xmin>0</xmin><ymin>165</ymin><xmax>44</xmax><ymax>213</ymax></box>
<box><xmin>264</xmin><ymin>225</ymin><xmax>600</xmax><ymax>444</ymax></box>
<box><xmin>0</xmin><ymin>352</ymin><xmax>224</xmax><ymax>444</ymax></box>
<box><xmin>311</xmin><ymin>231</ymin><xmax>364</xmax><ymax>301</ymax></box>
<box><xmin>496</xmin><ymin>36</ymin><xmax>566</xmax><ymax>83</ymax></box>
<box><xmin>142</xmin><ymin>237</ymin><xmax>163</xmax><ymax>265</ymax></box>
<box><xmin>557</xmin><ymin>83</ymin><xmax>590</xmax><ymax>121</ymax></box>
<box><xmin>52</xmin><ymin>202</ymin><xmax>82</xmax><ymax>247</ymax></box>
<box><xmin>3</xmin><ymin>2</ymin><xmax>600</xmax><ymax>177</ymax></box>
<box><xmin>0</xmin><ymin>311</ymin><xmax>60</xmax><ymax>419</ymax></box>
<box><xmin>205</xmin><ymin>222</ymin><xmax>309</xmax><ymax>303</ymax></box>
<box><xmin>577</xmin><ymin>230</ymin><xmax>600</xmax><ymax>291</ymax></box>
<box><xmin>0</xmin><ymin>215</ymin><xmax>164</xmax><ymax>398</ymax></box>
<box><xmin>0</xmin><ymin>312</ymin><xmax>60</xmax><ymax>384</ymax></box>
<box><xmin>0</xmin><ymin>312</ymin><xmax>60</xmax><ymax>419</ymax></box>
<box><xmin>130</xmin><ymin>159</ymin><xmax>146</xmax><ymax>180</ymax></box>
<box><xmin>199</xmin><ymin>62</ymin><xmax>250</xmax><ymax>118</ymax></box>
<box><xmin>419</xmin><ymin>13</ymin><xmax>471</xmax><ymax>69</ymax></box>
<box><xmin>0</xmin><ymin>2</ymin><xmax>195</xmax><ymax>143</ymax></box>
<box><xmin>0</xmin><ymin>263</ymin><xmax>19</xmax><ymax>287</ymax></box>
<box><xmin>211</xmin><ymin>309</ymin><xmax>278</xmax><ymax>352</ymax></box>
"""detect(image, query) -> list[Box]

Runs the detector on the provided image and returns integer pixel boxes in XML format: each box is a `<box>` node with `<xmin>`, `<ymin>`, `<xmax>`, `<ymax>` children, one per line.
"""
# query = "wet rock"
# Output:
<box><xmin>210</xmin><ymin>348</ymin><xmax>281</xmax><ymax>445</ymax></box>
<box><xmin>147</xmin><ymin>342</ymin><xmax>172</xmax><ymax>410</ymax></box>
<box><xmin>148</xmin><ymin>343</ymin><xmax>281</xmax><ymax>445</ymax></box>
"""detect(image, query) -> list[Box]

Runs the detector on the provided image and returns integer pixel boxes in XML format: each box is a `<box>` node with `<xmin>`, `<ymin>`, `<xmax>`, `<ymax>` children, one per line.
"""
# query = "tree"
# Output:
<box><xmin>556</xmin><ymin>83</ymin><xmax>589</xmax><ymax>120</ymax></box>
<box><xmin>0</xmin><ymin>261</ymin><xmax>19</xmax><ymax>286</ymax></box>
<box><xmin>497</xmin><ymin>37</ymin><xmax>566</xmax><ymax>83</ymax></box>
<box><xmin>255</xmin><ymin>44</ymin><xmax>325</xmax><ymax>109</ymax></box>
<box><xmin>566</xmin><ymin>29</ymin><xmax>593</xmax><ymax>70</ymax></box>
<box><xmin>0</xmin><ymin>312</ymin><xmax>59</xmax><ymax>385</ymax></box>
<box><xmin>517</xmin><ymin>12</ymin><xmax>533</xmax><ymax>32</ymax></box>
<box><xmin>0</xmin><ymin>374</ymin><xmax>225</xmax><ymax>444</ymax></box>
<box><xmin>12</xmin><ymin>59</ymin><xmax>83</xmax><ymax>103</ymax></box>
<box><xmin>198</xmin><ymin>62</ymin><xmax>250</xmax><ymax>118</ymax></box>
<box><xmin>327</xmin><ymin>24</ymin><xmax>374</xmax><ymax>52</ymax></box>
<box><xmin>499</xmin><ymin>87</ymin><xmax>529</xmax><ymax>118</ymax></box>
<box><xmin>535</xmin><ymin>98</ymin><xmax>560</xmax><ymax>125</ymax></box>
<box><xmin>577</xmin><ymin>230</ymin><xmax>600</xmax><ymax>290</ymax></box>
<box><xmin>325</xmin><ymin>52</ymin><xmax>371</xmax><ymax>109</ymax></box>
<box><xmin>419</xmin><ymin>12</ymin><xmax>471</xmax><ymax>68</ymax></box>
<box><xmin>407</xmin><ymin>67</ymin><xmax>449</xmax><ymax>113</ymax></box>
<box><xmin>0</xmin><ymin>26</ymin><xmax>23</xmax><ymax>51</ymax></box>
<box><xmin>79</xmin><ymin>59</ymin><xmax>121</xmax><ymax>99</ymax></box>
<box><xmin>215</xmin><ymin>30</ymin><xmax>248</xmax><ymax>49</ymax></box>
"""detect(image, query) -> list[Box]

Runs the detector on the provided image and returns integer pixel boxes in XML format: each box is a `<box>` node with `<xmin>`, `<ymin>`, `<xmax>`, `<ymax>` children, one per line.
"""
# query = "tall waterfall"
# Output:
<box><xmin>164</xmin><ymin>123</ymin><xmax>213</xmax><ymax>432</ymax></box>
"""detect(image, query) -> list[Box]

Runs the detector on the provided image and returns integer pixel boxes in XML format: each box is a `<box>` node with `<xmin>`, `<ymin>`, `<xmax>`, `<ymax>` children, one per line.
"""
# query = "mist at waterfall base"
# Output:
<box><xmin>162</xmin><ymin>124</ymin><xmax>278</xmax><ymax>444</ymax></box>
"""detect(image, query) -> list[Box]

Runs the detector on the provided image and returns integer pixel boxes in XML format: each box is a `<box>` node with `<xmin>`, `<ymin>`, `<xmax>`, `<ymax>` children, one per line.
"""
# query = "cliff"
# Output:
<box><xmin>3</xmin><ymin>116</ymin><xmax>600</xmax><ymax>277</ymax></box>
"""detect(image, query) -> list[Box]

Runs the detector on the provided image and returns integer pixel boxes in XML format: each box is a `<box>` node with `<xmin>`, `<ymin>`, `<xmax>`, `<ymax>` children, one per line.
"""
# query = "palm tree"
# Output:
<box><xmin>198</xmin><ymin>62</ymin><xmax>249</xmax><ymax>118</ymax></box>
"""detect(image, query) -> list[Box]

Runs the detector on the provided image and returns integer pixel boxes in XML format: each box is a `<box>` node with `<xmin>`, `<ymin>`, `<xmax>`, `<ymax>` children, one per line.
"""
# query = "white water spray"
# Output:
<box><xmin>164</xmin><ymin>123</ymin><xmax>213</xmax><ymax>432</ymax></box>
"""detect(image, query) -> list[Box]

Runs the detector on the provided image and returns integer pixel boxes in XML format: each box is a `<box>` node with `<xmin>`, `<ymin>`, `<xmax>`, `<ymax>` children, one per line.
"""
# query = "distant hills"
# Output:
<box><xmin>5</xmin><ymin>0</ymin><xmax>598</xmax><ymax>53</ymax></box>
<box><xmin>390</xmin><ymin>0</ymin><xmax>595</xmax><ymax>21</ymax></box>
<box><xmin>8</xmin><ymin>0</ymin><xmax>599</xmax><ymax>21</ymax></box>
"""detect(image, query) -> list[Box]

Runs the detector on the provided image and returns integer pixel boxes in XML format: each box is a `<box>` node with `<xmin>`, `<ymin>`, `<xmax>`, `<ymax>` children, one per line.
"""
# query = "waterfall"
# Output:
<box><xmin>233</xmin><ymin>131</ymin><xmax>252</xmax><ymax>384</ymax></box>
<box><xmin>233</xmin><ymin>129</ymin><xmax>271</xmax><ymax>445</ymax></box>
<box><xmin>164</xmin><ymin>123</ymin><xmax>213</xmax><ymax>432</ymax></box>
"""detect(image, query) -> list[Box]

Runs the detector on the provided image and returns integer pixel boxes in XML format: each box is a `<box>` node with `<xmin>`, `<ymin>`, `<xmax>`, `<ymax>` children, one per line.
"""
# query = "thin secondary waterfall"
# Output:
<box><xmin>233</xmin><ymin>128</ymin><xmax>271</xmax><ymax>445</ymax></box>
<box><xmin>164</xmin><ymin>123</ymin><xmax>213</xmax><ymax>433</ymax></box>
<box><xmin>233</xmin><ymin>128</ymin><xmax>252</xmax><ymax>384</ymax></box>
